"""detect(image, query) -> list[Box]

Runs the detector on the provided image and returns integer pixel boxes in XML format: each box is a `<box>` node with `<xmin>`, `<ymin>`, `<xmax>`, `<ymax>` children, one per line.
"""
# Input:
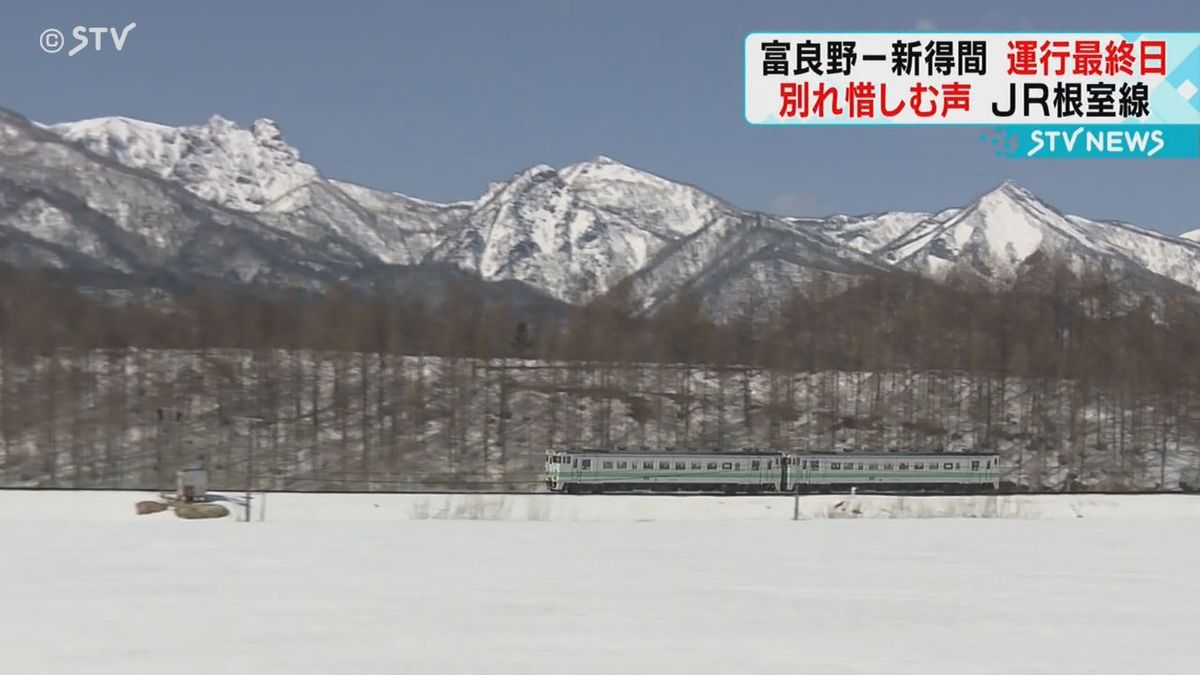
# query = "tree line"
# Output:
<box><xmin>3</xmin><ymin>258</ymin><xmax>1198</xmax><ymax>387</ymax></box>
<box><xmin>1</xmin><ymin>256</ymin><xmax>1198</xmax><ymax>491</ymax></box>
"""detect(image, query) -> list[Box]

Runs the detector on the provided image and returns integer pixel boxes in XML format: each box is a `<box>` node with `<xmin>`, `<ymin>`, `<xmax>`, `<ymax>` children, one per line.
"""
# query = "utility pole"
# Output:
<box><xmin>245</xmin><ymin>425</ymin><xmax>254</xmax><ymax>523</ymax></box>
<box><xmin>233</xmin><ymin>415</ymin><xmax>266</xmax><ymax>523</ymax></box>
<box><xmin>155</xmin><ymin>406</ymin><xmax>186</xmax><ymax>494</ymax></box>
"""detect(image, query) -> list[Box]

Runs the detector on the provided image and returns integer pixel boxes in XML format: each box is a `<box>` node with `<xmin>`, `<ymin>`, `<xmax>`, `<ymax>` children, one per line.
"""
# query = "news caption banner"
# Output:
<box><xmin>744</xmin><ymin>33</ymin><xmax>1200</xmax><ymax>158</ymax></box>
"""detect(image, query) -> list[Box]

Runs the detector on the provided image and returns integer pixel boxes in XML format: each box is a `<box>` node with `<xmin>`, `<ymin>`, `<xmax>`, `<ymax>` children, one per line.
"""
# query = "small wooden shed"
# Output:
<box><xmin>176</xmin><ymin>467</ymin><xmax>209</xmax><ymax>503</ymax></box>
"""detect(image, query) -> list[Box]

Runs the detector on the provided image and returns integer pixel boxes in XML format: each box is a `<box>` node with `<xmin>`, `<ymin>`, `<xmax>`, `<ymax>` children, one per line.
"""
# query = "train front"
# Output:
<box><xmin>544</xmin><ymin>450</ymin><xmax>570</xmax><ymax>492</ymax></box>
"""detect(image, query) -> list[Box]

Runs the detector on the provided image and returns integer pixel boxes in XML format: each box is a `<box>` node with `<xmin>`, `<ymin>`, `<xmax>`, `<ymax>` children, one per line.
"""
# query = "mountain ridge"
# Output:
<box><xmin>6</xmin><ymin>109</ymin><xmax>1198</xmax><ymax>311</ymax></box>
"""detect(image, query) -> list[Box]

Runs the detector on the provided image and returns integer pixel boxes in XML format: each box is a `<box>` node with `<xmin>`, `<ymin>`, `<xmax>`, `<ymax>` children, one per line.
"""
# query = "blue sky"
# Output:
<box><xmin>4</xmin><ymin>0</ymin><xmax>1199</xmax><ymax>234</ymax></box>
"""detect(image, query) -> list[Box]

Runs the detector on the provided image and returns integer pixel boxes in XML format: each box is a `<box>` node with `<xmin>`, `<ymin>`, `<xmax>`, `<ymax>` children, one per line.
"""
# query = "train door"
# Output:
<box><xmin>750</xmin><ymin>458</ymin><xmax>774</xmax><ymax>491</ymax></box>
<box><xmin>566</xmin><ymin>456</ymin><xmax>582</xmax><ymax>488</ymax></box>
<box><xmin>792</xmin><ymin>457</ymin><xmax>811</xmax><ymax>492</ymax></box>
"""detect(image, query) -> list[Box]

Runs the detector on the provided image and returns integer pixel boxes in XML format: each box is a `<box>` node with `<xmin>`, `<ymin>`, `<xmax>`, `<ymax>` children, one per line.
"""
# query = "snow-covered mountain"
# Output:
<box><xmin>868</xmin><ymin>181</ymin><xmax>1200</xmax><ymax>295</ymax></box>
<box><xmin>5</xmin><ymin>108</ymin><xmax>1200</xmax><ymax>312</ymax></box>
<box><xmin>41</xmin><ymin>114</ymin><xmax>801</xmax><ymax>305</ymax></box>
<box><xmin>49</xmin><ymin>115</ymin><xmax>318</xmax><ymax>213</ymax></box>
<box><xmin>789</xmin><ymin>209</ymin><xmax>958</xmax><ymax>256</ymax></box>
<box><xmin>622</xmin><ymin>211</ymin><xmax>885</xmax><ymax>314</ymax></box>
<box><xmin>1184</xmin><ymin>229</ymin><xmax>1200</xmax><ymax>243</ymax></box>
<box><xmin>0</xmin><ymin>108</ymin><xmax>363</xmax><ymax>287</ymax></box>
<box><xmin>430</xmin><ymin>157</ymin><xmax>733</xmax><ymax>303</ymax></box>
<box><xmin>46</xmin><ymin>115</ymin><xmax>471</xmax><ymax>266</ymax></box>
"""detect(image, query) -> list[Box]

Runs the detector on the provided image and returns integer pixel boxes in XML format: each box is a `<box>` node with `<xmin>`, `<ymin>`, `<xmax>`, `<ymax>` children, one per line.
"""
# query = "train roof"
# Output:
<box><xmin>551</xmin><ymin>448</ymin><xmax>783</xmax><ymax>457</ymax></box>
<box><xmin>792</xmin><ymin>449</ymin><xmax>998</xmax><ymax>454</ymax></box>
<box><xmin>551</xmin><ymin>449</ymin><xmax>997</xmax><ymax>457</ymax></box>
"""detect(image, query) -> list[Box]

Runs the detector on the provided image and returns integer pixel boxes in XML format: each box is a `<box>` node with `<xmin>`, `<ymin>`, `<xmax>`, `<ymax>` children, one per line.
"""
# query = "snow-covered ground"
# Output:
<box><xmin>4</xmin><ymin>490</ymin><xmax>1200</xmax><ymax>523</ymax></box>
<box><xmin>1</xmin><ymin>492</ymin><xmax>1198</xmax><ymax>674</ymax></box>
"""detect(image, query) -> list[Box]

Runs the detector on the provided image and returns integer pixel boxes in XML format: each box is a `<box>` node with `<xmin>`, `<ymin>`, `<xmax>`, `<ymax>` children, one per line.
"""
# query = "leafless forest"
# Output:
<box><xmin>3</xmin><ymin>256</ymin><xmax>1200</xmax><ymax>491</ymax></box>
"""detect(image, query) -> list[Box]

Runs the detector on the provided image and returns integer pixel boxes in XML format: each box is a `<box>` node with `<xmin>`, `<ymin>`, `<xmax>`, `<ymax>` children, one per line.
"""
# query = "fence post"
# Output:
<box><xmin>793</xmin><ymin>491</ymin><xmax>799</xmax><ymax>521</ymax></box>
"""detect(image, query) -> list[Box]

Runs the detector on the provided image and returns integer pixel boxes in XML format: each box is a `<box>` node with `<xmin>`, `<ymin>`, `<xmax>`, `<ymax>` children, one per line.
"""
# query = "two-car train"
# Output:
<box><xmin>545</xmin><ymin>449</ymin><xmax>1001</xmax><ymax>494</ymax></box>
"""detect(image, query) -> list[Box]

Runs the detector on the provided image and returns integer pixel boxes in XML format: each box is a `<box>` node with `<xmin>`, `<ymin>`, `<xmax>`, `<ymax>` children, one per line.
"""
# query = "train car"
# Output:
<box><xmin>1181</xmin><ymin>468</ymin><xmax>1200</xmax><ymax>493</ymax></box>
<box><xmin>545</xmin><ymin>449</ymin><xmax>784</xmax><ymax>494</ymax></box>
<box><xmin>786</xmin><ymin>453</ymin><xmax>1000</xmax><ymax>493</ymax></box>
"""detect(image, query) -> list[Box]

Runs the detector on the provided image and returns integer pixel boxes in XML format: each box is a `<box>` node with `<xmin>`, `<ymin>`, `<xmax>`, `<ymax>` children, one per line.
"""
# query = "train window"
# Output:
<box><xmin>581</xmin><ymin>459</ymin><xmax>592</xmax><ymax>470</ymax></box>
<box><xmin>675</xmin><ymin>462</ymin><xmax>686</xmax><ymax>470</ymax></box>
<box><xmin>987</xmin><ymin>460</ymin><xmax>992</xmax><ymax>469</ymax></box>
<box><xmin>707</xmin><ymin>462</ymin><xmax>718</xmax><ymax>470</ymax></box>
<box><xmin>691</xmin><ymin>462</ymin><xmax>702</xmax><ymax>470</ymax></box>
<box><xmin>572</xmin><ymin>459</ymin><xmax>578</xmax><ymax>468</ymax></box>
<box><xmin>943</xmin><ymin>463</ymin><xmax>953</xmax><ymax>470</ymax></box>
<box><xmin>830</xmin><ymin>462</ymin><xmax>841</xmax><ymax>470</ymax></box>
<box><xmin>811</xmin><ymin>461</ymin><xmax>820</xmax><ymax>470</ymax></box>
<box><xmin>898</xmin><ymin>463</ymin><xmax>909</xmax><ymax>470</ymax></box>
<box><xmin>752</xmin><ymin>460</ymin><xmax>761</xmax><ymax>470</ymax></box>
<box><xmin>722</xmin><ymin>463</ymin><xmax>733</xmax><ymax>470</ymax></box>
<box><xmin>929</xmin><ymin>464</ymin><xmax>938</xmax><ymax>471</ymax></box>
<box><xmin>617</xmin><ymin>461</ymin><xmax>627</xmax><ymax>469</ymax></box>
<box><xmin>856</xmin><ymin>463</ymin><xmax>864</xmax><ymax>470</ymax></box>
<box><xmin>955</xmin><ymin>463</ymin><xmax>961</xmax><ymax>469</ymax></box>
<box><xmin>767</xmin><ymin>461</ymin><xmax>773</xmax><ymax>469</ymax></box>
<box><xmin>971</xmin><ymin>461</ymin><xmax>980</xmax><ymax>471</ymax></box>
<box><xmin>643</xmin><ymin>461</ymin><xmax>654</xmax><ymax>469</ymax></box>
<box><xmin>914</xmin><ymin>462</ymin><xmax>924</xmax><ymax>470</ymax></box>
<box><xmin>659</xmin><ymin>462</ymin><xmax>670</xmax><ymax>470</ymax></box>
<box><xmin>602</xmin><ymin>461</ymin><xmax>613</xmax><ymax>469</ymax></box>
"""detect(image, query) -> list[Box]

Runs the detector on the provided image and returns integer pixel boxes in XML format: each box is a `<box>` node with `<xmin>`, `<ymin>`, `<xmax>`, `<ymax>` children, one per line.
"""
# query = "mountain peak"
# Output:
<box><xmin>884</xmin><ymin>180</ymin><xmax>1068</xmax><ymax>280</ymax></box>
<box><xmin>968</xmin><ymin>181</ymin><xmax>1048</xmax><ymax>220</ymax></box>
<box><xmin>561</xmin><ymin>155</ymin><xmax>671</xmax><ymax>187</ymax></box>
<box><xmin>250</xmin><ymin>118</ymin><xmax>283</xmax><ymax>141</ymax></box>
<box><xmin>203</xmin><ymin>114</ymin><xmax>239</xmax><ymax>131</ymax></box>
<box><xmin>48</xmin><ymin>113</ymin><xmax>317</xmax><ymax>213</ymax></box>
<box><xmin>512</xmin><ymin>163</ymin><xmax>558</xmax><ymax>182</ymax></box>
<box><xmin>1183</xmin><ymin>228</ymin><xmax>1200</xmax><ymax>242</ymax></box>
<box><xmin>984</xmin><ymin>180</ymin><xmax>1036</xmax><ymax>202</ymax></box>
<box><xmin>49</xmin><ymin>115</ymin><xmax>173</xmax><ymax>137</ymax></box>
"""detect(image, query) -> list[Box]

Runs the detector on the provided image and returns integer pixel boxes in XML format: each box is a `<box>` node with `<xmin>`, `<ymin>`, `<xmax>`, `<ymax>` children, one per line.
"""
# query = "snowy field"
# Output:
<box><xmin>1</xmin><ymin>492</ymin><xmax>1198</xmax><ymax>674</ymax></box>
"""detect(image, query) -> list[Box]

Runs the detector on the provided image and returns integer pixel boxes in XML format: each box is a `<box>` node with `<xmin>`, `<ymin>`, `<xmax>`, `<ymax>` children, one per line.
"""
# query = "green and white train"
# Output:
<box><xmin>545</xmin><ymin>449</ymin><xmax>1001</xmax><ymax>494</ymax></box>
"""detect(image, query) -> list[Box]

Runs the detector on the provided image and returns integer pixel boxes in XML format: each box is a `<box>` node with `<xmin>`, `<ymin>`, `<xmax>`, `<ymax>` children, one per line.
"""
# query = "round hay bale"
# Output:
<box><xmin>174</xmin><ymin>502</ymin><xmax>230</xmax><ymax>520</ymax></box>
<box><xmin>135</xmin><ymin>500</ymin><xmax>169</xmax><ymax>515</ymax></box>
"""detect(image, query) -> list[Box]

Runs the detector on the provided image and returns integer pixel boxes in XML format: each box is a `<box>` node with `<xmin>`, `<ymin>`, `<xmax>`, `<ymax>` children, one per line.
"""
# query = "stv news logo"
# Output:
<box><xmin>980</xmin><ymin>125</ymin><xmax>1193</xmax><ymax>159</ymax></box>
